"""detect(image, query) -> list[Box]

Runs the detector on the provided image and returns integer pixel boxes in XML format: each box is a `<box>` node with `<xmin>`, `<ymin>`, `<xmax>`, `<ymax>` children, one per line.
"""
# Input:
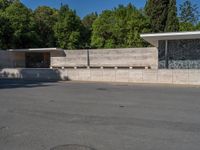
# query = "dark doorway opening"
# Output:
<box><xmin>25</xmin><ymin>52</ymin><xmax>50</xmax><ymax>68</ymax></box>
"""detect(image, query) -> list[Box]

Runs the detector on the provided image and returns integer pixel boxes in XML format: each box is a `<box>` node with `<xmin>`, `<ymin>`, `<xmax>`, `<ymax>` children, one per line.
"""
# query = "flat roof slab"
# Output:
<box><xmin>141</xmin><ymin>31</ymin><xmax>200</xmax><ymax>46</ymax></box>
<box><xmin>8</xmin><ymin>48</ymin><xmax>64</xmax><ymax>52</ymax></box>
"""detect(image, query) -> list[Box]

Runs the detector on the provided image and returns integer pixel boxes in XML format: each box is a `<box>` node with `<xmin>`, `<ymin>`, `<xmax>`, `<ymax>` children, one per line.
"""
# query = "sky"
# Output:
<box><xmin>21</xmin><ymin>0</ymin><xmax>200</xmax><ymax>18</ymax></box>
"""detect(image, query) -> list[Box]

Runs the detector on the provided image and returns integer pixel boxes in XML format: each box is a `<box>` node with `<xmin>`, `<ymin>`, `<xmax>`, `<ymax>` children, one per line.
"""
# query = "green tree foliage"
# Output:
<box><xmin>0</xmin><ymin>0</ymin><xmax>14</xmax><ymax>10</ymax></box>
<box><xmin>145</xmin><ymin>0</ymin><xmax>179</xmax><ymax>33</ymax></box>
<box><xmin>179</xmin><ymin>0</ymin><xmax>199</xmax><ymax>31</ymax></box>
<box><xmin>179</xmin><ymin>22</ymin><xmax>196</xmax><ymax>31</ymax></box>
<box><xmin>82</xmin><ymin>12</ymin><xmax>98</xmax><ymax>48</ymax></box>
<box><xmin>0</xmin><ymin>0</ymin><xmax>199</xmax><ymax>50</ymax></box>
<box><xmin>91</xmin><ymin>4</ymin><xmax>150</xmax><ymax>48</ymax></box>
<box><xmin>5</xmin><ymin>0</ymin><xmax>39</xmax><ymax>48</ymax></box>
<box><xmin>54</xmin><ymin>5</ymin><xmax>84</xmax><ymax>49</ymax></box>
<box><xmin>145</xmin><ymin>0</ymin><xmax>170</xmax><ymax>32</ymax></box>
<box><xmin>0</xmin><ymin>12</ymin><xmax>13</xmax><ymax>49</ymax></box>
<box><xmin>165</xmin><ymin>0</ymin><xmax>179</xmax><ymax>32</ymax></box>
<box><xmin>179</xmin><ymin>0</ymin><xmax>199</xmax><ymax>25</ymax></box>
<box><xmin>91</xmin><ymin>10</ymin><xmax>114</xmax><ymax>48</ymax></box>
<box><xmin>34</xmin><ymin>6</ymin><xmax>58</xmax><ymax>47</ymax></box>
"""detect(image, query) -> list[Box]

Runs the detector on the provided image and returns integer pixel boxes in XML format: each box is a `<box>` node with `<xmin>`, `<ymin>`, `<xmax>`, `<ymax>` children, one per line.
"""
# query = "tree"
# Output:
<box><xmin>165</xmin><ymin>0</ymin><xmax>179</xmax><ymax>32</ymax></box>
<box><xmin>179</xmin><ymin>22</ymin><xmax>196</xmax><ymax>31</ymax></box>
<box><xmin>0</xmin><ymin>0</ymin><xmax>14</xmax><ymax>10</ymax></box>
<box><xmin>91</xmin><ymin>4</ymin><xmax>151</xmax><ymax>48</ymax></box>
<box><xmin>5</xmin><ymin>0</ymin><xmax>39</xmax><ymax>48</ymax></box>
<box><xmin>0</xmin><ymin>12</ymin><xmax>13</xmax><ymax>49</ymax></box>
<box><xmin>54</xmin><ymin>5</ymin><xmax>84</xmax><ymax>49</ymax></box>
<box><xmin>34</xmin><ymin>6</ymin><xmax>58</xmax><ymax>47</ymax></box>
<box><xmin>145</xmin><ymin>0</ymin><xmax>170</xmax><ymax>32</ymax></box>
<box><xmin>91</xmin><ymin>10</ymin><xmax>115</xmax><ymax>48</ymax></box>
<box><xmin>82</xmin><ymin>12</ymin><xmax>98</xmax><ymax>48</ymax></box>
<box><xmin>126</xmin><ymin>7</ymin><xmax>151</xmax><ymax>47</ymax></box>
<box><xmin>179</xmin><ymin>0</ymin><xmax>199</xmax><ymax>25</ymax></box>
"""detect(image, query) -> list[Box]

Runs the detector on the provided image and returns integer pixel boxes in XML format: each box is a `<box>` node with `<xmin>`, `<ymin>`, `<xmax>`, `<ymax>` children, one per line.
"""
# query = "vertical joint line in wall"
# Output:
<box><xmin>156</xmin><ymin>69</ymin><xmax>158</xmax><ymax>82</ymax></box>
<box><xmin>187</xmin><ymin>69</ymin><xmax>189</xmax><ymax>85</ymax></box>
<box><xmin>101</xmin><ymin>68</ymin><xmax>103</xmax><ymax>81</ymax></box>
<box><xmin>89</xmin><ymin>68</ymin><xmax>91</xmax><ymax>81</ymax></box>
<box><xmin>77</xmin><ymin>68</ymin><xmax>79</xmax><ymax>81</ymax></box>
<box><xmin>115</xmin><ymin>68</ymin><xmax>116</xmax><ymax>82</ymax></box>
<box><xmin>142</xmin><ymin>69</ymin><xmax>144</xmax><ymax>82</ymax></box>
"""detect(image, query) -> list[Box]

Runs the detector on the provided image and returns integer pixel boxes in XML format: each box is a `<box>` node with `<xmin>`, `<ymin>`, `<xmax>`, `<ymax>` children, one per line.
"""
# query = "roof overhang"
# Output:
<box><xmin>141</xmin><ymin>31</ymin><xmax>200</xmax><ymax>47</ymax></box>
<box><xmin>8</xmin><ymin>48</ymin><xmax>64</xmax><ymax>52</ymax></box>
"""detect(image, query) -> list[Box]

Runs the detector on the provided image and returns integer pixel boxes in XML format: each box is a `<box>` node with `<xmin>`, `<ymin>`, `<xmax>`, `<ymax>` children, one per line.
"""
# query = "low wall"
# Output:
<box><xmin>58</xmin><ymin>68</ymin><xmax>200</xmax><ymax>85</ymax></box>
<box><xmin>51</xmin><ymin>47</ymin><xmax>158</xmax><ymax>69</ymax></box>
<box><xmin>0</xmin><ymin>68</ymin><xmax>60</xmax><ymax>81</ymax></box>
<box><xmin>1</xmin><ymin>68</ymin><xmax>200</xmax><ymax>86</ymax></box>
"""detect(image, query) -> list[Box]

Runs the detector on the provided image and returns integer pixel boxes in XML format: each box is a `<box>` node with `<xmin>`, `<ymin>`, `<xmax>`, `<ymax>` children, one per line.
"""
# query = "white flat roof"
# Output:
<box><xmin>141</xmin><ymin>31</ymin><xmax>200</xmax><ymax>46</ymax></box>
<box><xmin>8</xmin><ymin>48</ymin><xmax>64</xmax><ymax>52</ymax></box>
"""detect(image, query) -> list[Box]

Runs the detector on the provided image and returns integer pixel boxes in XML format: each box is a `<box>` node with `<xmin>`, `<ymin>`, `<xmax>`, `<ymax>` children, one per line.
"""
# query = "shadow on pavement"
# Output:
<box><xmin>0</xmin><ymin>79</ymin><xmax>58</xmax><ymax>89</ymax></box>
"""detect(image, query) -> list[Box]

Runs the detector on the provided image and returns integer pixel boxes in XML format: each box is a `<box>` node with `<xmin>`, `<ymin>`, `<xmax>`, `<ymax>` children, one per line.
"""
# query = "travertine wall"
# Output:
<box><xmin>51</xmin><ymin>47</ymin><xmax>158</xmax><ymax>69</ymax></box>
<box><xmin>58</xmin><ymin>68</ymin><xmax>200</xmax><ymax>85</ymax></box>
<box><xmin>51</xmin><ymin>50</ymin><xmax>88</xmax><ymax>67</ymax></box>
<box><xmin>1</xmin><ymin>68</ymin><xmax>200</xmax><ymax>85</ymax></box>
<box><xmin>0</xmin><ymin>68</ymin><xmax>60</xmax><ymax>80</ymax></box>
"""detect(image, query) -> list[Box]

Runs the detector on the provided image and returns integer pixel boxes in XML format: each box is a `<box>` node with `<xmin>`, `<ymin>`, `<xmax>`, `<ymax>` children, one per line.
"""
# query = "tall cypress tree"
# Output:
<box><xmin>165</xmin><ymin>0</ymin><xmax>179</xmax><ymax>32</ymax></box>
<box><xmin>145</xmin><ymin>0</ymin><xmax>170</xmax><ymax>32</ymax></box>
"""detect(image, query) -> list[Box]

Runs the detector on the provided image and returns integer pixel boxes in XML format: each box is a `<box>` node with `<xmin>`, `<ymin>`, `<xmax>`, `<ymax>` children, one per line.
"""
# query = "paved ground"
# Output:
<box><xmin>0</xmin><ymin>79</ymin><xmax>200</xmax><ymax>150</ymax></box>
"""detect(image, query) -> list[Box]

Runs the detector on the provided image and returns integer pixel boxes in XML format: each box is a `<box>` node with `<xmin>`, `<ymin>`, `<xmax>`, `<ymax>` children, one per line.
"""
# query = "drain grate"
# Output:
<box><xmin>50</xmin><ymin>144</ymin><xmax>96</xmax><ymax>150</ymax></box>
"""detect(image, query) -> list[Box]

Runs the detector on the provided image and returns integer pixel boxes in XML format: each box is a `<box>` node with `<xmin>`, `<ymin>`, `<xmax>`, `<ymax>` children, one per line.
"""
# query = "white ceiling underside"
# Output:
<box><xmin>141</xmin><ymin>31</ymin><xmax>200</xmax><ymax>47</ymax></box>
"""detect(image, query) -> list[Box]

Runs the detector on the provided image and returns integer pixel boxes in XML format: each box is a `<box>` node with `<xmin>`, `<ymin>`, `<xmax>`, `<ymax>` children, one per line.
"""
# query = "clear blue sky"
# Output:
<box><xmin>21</xmin><ymin>0</ymin><xmax>199</xmax><ymax>18</ymax></box>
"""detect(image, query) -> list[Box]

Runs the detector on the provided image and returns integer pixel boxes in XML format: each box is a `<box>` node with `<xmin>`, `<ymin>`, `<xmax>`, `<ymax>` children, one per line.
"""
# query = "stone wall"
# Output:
<box><xmin>51</xmin><ymin>50</ymin><xmax>88</xmax><ymax>67</ymax></box>
<box><xmin>51</xmin><ymin>47</ymin><xmax>158</xmax><ymax>69</ymax></box>
<box><xmin>58</xmin><ymin>68</ymin><xmax>200</xmax><ymax>85</ymax></box>
<box><xmin>1</xmin><ymin>68</ymin><xmax>200</xmax><ymax>85</ymax></box>
<box><xmin>159</xmin><ymin>39</ymin><xmax>200</xmax><ymax>69</ymax></box>
<box><xmin>0</xmin><ymin>68</ymin><xmax>60</xmax><ymax>80</ymax></box>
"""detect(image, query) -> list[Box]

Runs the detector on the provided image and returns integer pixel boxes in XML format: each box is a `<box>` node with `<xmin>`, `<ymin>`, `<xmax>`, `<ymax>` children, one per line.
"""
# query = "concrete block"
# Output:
<box><xmin>129</xmin><ymin>70</ymin><xmax>143</xmax><ymax>83</ymax></box>
<box><xmin>78</xmin><ymin>69</ymin><xmax>91</xmax><ymax>81</ymax></box>
<box><xmin>90</xmin><ymin>69</ymin><xmax>103</xmax><ymax>81</ymax></box>
<box><xmin>58</xmin><ymin>69</ymin><xmax>68</xmax><ymax>80</ymax></box>
<box><xmin>103</xmin><ymin>69</ymin><xmax>116</xmax><ymax>82</ymax></box>
<box><xmin>157</xmin><ymin>70</ymin><xmax>173</xmax><ymax>84</ymax></box>
<box><xmin>143</xmin><ymin>70</ymin><xmax>158</xmax><ymax>83</ymax></box>
<box><xmin>173</xmin><ymin>70</ymin><xmax>189</xmax><ymax>85</ymax></box>
<box><xmin>67</xmin><ymin>69</ymin><xmax>79</xmax><ymax>80</ymax></box>
<box><xmin>51</xmin><ymin>57</ymin><xmax>66</xmax><ymax>67</ymax></box>
<box><xmin>116</xmin><ymin>69</ymin><xmax>129</xmax><ymax>82</ymax></box>
<box><xmin>20</xmin><ymin>69</ymin><xmax>60</xmax><ymax>80</ymax></box>
<box><xmin>188</xmin><ymin>70</ymin><xmax>200</xmax><ymax>85</ymax></box>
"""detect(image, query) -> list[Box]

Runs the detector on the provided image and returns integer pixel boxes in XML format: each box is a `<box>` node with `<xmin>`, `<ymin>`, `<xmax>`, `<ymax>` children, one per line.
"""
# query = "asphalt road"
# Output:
<box><xmin>0</xmin><ymin>79</ymin><xmax>200</xmax><ymax>150</ymax></box>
